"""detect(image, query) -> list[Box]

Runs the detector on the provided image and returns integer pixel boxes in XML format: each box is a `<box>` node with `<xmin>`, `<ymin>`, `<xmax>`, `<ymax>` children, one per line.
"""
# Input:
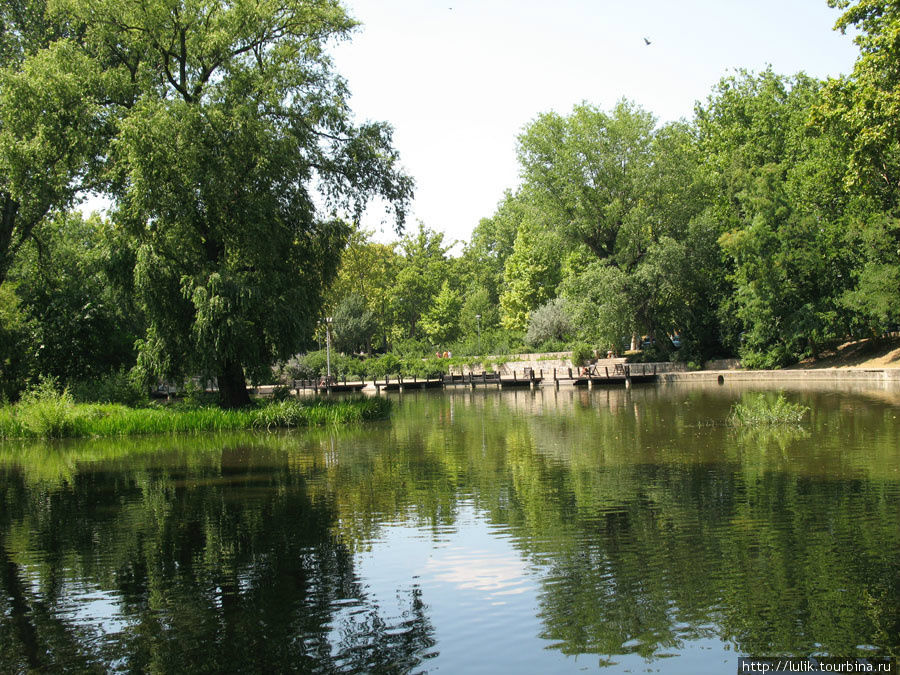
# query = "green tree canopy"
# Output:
<box><xmin>459</xmin><ymin>190</ymin><xmax>521</xmax><ymax>313</ymax></box>
<box><xmin>419</xmin><ymin>279</ymin><xmax>462</xmax><ymax>346</ymax></box>
<box><xmin>499</xmin><ymin>211</ymin><xmax>564</xmax><ymax>333</ymax></box>
<box><xmin>517</xmin><ymin>100</ymin><xmax>708</xmax><ymax>351</ymax></box>
<box><xmin>11</xmin><ymin>0</ymin><xmax>413</xmax><ymax>406</ymax></box>
<box><xmin>391</xmin><ymin>222</ymin><xmax>454</xmax><ymax>342</ymax></box>
<box><xmin>331</xmin><ymin>292</ymin><xmax>377</xmax><ymax>355</ymax></box>
<box><xmin>0</xmin><ymin>1</ymin><xmax>104</xmax><ymax>285</ymax></box>
<box><xmin>326</xmin><ymin>226</ymin><xmax>400</xmax><ymax>352</ymax></box>
<box><xmin>816</xmin><ymin>0</ymin><xmax>900</xmax><ymax>334</ymax></box>
<box><xmin>699</xmin><ymin>70</ymin><xmax>855</xmax><ymax>366</ymax></box>
<box><xmin>12</xmin><ymin>211</ymin><xmax>141</xmax><ymax>385</ymax></box>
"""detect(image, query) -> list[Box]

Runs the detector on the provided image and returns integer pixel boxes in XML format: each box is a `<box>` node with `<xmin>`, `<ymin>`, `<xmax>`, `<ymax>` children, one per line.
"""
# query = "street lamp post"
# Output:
<box><xmin>475</xmin><ymin>314</ymin><xmax>482</xmax><ymax>355</ymax></box>
<box><xmin>325</xmin><ymin>316</ymin><xmax>333</xmax><ymax>382</ymax></box>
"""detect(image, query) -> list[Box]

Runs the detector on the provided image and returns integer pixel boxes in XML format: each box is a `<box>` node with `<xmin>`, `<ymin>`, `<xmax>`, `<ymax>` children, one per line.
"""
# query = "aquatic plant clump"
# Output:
<box><xmin>0</xmin><ymin>393</ymin><xmax>391</xmax><ymax>440</ymax></box>
<box><xmin>728</xmin><ymin>393</ymin><xmax>809</xmax><ymax>426</ymax></box>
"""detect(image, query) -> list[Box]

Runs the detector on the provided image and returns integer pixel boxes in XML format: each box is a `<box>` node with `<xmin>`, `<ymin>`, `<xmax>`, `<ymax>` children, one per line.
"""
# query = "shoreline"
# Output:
<box><xmin>271</xmin><ymin>365</ymin><xmax>900</xmax><ymax>397</ymax></box>
<box><xmin>658</xmin><ymin>368</ymin><xmax>900</xmax><ymax>385</ymax></box>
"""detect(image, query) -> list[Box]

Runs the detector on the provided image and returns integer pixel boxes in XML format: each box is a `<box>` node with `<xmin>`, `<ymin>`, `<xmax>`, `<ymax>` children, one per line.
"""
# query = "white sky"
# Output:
<box><xmin>331</xmin><ymin>0</ymin><xmax>861</xmax><ymax>249</ymax></box>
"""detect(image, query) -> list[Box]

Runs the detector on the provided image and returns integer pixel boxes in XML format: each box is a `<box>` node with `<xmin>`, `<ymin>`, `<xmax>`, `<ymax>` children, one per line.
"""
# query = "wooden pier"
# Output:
<box><xmin>569</xmin><ymin>363</ymin><xmax>658</xmax><ymax>388</ymax></box>
<box><xmin>443</xmin><ymin>370</ymin><xmax>542</xmax><ymax>389</ymax></box>
<box><xmin>375</xmin><ymin>375</ymin><xmax>444</xmax><ymax>392</ymax></box>
<box><xmin>290</xmin><ymin>363</ymin><xmax>659</xmax><ymax>394</ymax></box>
<box><xmin>291</xmin><ymin>377</ymin><xmax>366</xmax><ymax>394</ymax></box>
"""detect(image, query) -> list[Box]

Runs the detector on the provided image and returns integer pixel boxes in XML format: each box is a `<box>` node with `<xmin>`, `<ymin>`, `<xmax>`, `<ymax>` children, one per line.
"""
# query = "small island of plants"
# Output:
<box><xmin>729</xmin><ymin>393</ymin><xmax>810</xmax><ymax>427</ymax></box>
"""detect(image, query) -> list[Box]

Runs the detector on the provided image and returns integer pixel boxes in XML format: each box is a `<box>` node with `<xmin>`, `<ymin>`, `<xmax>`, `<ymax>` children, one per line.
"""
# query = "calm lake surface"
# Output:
<box><xmin>1</xmin><ymin>384</ymin><xmax>899</xmax><ymax>673</ymax></box>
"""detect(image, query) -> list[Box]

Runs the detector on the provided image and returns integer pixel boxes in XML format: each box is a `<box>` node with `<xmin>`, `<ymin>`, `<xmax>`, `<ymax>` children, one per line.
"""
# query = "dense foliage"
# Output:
<box><xmin>2</xmin><ymin>0</ymin><xmax>900</xmax><ymax>404</ymax></box>
<box><xmin>1</xmin><ymin>0</ymin><xmax>411</xmax><ymax>407</ymax></box>
<box><xmin>316</xmin><ymin>0</ymin><xmax>900</xmax><ymax>370</ymax></box>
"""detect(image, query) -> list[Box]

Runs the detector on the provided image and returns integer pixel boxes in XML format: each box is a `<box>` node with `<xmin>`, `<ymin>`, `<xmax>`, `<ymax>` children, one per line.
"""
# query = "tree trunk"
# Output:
<box><xmin>0</xmin><ymin>193</ymin><xmax>21</xmax><ymax>286</ymax></box>
<box><xmin>218</xmin><ymin>357</ymin><xmax>251</xmax><ymax>408</ymax></box>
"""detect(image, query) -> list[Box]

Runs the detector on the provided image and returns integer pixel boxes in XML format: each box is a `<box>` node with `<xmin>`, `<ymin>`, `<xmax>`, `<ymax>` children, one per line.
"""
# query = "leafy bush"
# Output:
<box><xmin>525</xmin><ymin>298</ymin><xmax>574</xmax><ymax>348</ymax></box>
<box><xmin>270</xmin><ymin>385</ymin><xmax>293</xmax><ymax>401</ymax></box>
<box><xmin>402</xmin><ymin>356</ymin><xmax>447</xmax><ymax>379</ymax></box>
<box><xmin>287</xmin><ymin>350</ymin><xmax>328</xmax><ymax>379</ymax></box>
<box><xmin>570</xmin><ymin>343</ymin><xmax>594</xmax><ymax>367</ymax></box>
<box><xmin>536</xmin><ymin>338</ymin><xmax>568</xmax><ymax>353</ymax></box>
<box><xmin>71</xmin><ymin>369</ymin><xmax>148</xmax><ymax>407</ymax></box>
<box><xmin>16</xmin><ymin>377</ymin><xmax>80</xmax><ymax>438</ymax></box>
<box><xmin>362</xmin><ymin>353</ymin><xmax>398</xmax><ymax>379</ymax></box>
<box><xmin>729</xmin><ymin>393</ymin><xmax>809</xmax><ymax>426</ymax></box>
<box><xmin>390</xmin><ymin>338</ymin><xmax>431</xmax><ymax>358</ymax></box>
<box><xmin>180</xmin><ymin>379</ymin><xmax>219</xmax><ymax>408</ymax></box>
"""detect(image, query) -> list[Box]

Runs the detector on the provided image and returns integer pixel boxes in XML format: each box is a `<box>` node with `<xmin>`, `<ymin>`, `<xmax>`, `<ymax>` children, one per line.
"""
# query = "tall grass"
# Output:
<box><xmin>729</xmin><ymin>393</ymin><xmax>809</xmax><ymax>426</ymax></box>
<box><xmin>0</xmin><ymin>388</ymin><xmax>391</xmax><ymax>440</ymax></box>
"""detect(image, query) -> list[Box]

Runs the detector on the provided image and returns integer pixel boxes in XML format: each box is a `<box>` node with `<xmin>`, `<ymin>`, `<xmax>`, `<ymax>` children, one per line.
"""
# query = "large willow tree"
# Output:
<box><xmin>10</xmin><ymin>0</ymin><xmax>412</xmax><ymax>406</ymax></box>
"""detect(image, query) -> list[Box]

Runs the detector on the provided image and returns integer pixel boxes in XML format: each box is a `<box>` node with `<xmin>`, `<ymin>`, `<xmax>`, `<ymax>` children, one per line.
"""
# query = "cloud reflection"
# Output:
<box><xmin>425</xmin><ymin>548</ymin><xmax>533</xmax><ymax>602</ymax></box>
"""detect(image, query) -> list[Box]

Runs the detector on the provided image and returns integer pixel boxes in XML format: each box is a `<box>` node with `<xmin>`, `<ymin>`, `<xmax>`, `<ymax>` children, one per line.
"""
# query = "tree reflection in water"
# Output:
<box><xmin>0</xmin><ymin>441</ymin><xmax>435</xmax><ymax>673</ymax></box>
<box><xmin>1</xmin><ymin>385</ymin><xmax>899</xmax><ymax>671</ymax></box>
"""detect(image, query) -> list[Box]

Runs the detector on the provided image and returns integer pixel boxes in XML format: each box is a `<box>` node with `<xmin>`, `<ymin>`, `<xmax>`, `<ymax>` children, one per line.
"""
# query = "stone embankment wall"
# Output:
<box><xmin>703</xmin><ymin>358</ymin><xmax>742</xmax><ymax>370</ymax></box>
<box><xmin>660</xmin><ymin>368</ymin><xmax>900</xmax><ymax>384</ymax></box>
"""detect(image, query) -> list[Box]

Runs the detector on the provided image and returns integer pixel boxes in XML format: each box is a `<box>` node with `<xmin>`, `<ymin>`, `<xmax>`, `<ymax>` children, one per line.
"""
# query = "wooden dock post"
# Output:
<box><xmin>625</xmin><ymin>364</ymin><xmax>632</xmax><ymax>389</ymax></box>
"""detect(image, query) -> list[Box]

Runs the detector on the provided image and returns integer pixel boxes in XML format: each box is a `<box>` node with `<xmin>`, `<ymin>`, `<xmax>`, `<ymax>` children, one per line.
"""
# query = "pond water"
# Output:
<box><xmin>1</xmin><ymin>384</ymin><xmax>899</xmax><ymax>673</ymax></box>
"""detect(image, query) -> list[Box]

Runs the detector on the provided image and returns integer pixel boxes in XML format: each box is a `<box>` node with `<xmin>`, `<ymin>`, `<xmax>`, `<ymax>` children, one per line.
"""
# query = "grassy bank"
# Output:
<box><xmin>0</xmin><ymin>392</ymin><xmax>392</xmax><ymax>440</ymax></box>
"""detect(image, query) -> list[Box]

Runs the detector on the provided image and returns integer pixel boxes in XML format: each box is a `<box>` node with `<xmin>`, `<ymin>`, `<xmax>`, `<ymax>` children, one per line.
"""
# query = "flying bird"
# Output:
<box><xmin>643</xmin><ymin>37</ymin><xmax>651</xmax><ymax>45</ymax></box>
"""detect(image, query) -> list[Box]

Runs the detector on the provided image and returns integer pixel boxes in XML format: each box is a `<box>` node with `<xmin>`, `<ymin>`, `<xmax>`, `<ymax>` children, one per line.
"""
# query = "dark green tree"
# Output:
<box><xmin>13</xmin><ymin>0</ymin><xmax>414</xmax><ymax>407</ymax></box>
<box><xmin>699</xmin><ymin>70</ymin><xmax>854</xmax><ymax>366</ymax></box>
<box><xmin>518</xmin><ymin>100</ymin><xmax>709</xmax><ymax>354</ymax></box>
<box><xmin>332</xmin><ymin>292</ymin><xmax>377</xmax><ymax>355</ymax></box>
<box><xmin>12</xmin><ymin>211</ymin><xmax>141</xmax><ymax>386</ymax></box>
<box><xmin>816</xmin><ymin>0</ymin><xmax>900</xmax><ymax>334</ymax></box>
<box><xmin>0</xmin><ymin>1</ymin><xmax>102</xmax><ymax>286</ymax></box>
<box><xmin>326</xmin><ymin>227</ymin><xmax>400</xmax><ymax>352</ymax></box>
